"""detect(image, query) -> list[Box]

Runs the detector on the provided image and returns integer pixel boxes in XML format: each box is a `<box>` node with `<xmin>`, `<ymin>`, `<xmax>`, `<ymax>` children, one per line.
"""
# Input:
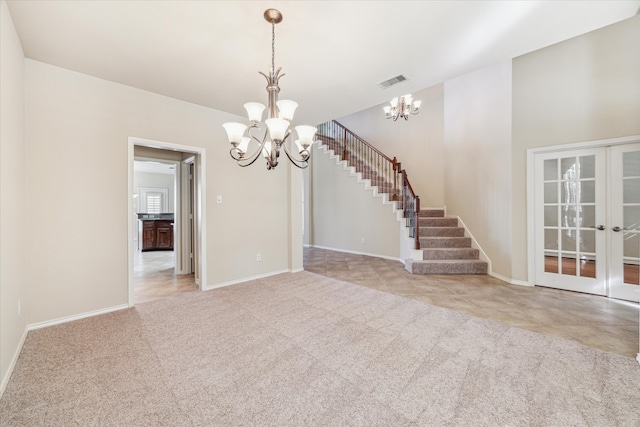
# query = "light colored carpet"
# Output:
<box><xmin>1</xmin><ymin>271</ymin><xmax>639</xmax><ymax>426</ymax></box>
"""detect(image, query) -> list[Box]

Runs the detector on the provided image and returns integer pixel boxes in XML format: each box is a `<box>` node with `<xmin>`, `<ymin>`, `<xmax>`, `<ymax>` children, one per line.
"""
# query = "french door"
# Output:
<box><xmin>533</xmin><ymin>142</ymin><xmax>640</xmax><ymax>302</ymax></box>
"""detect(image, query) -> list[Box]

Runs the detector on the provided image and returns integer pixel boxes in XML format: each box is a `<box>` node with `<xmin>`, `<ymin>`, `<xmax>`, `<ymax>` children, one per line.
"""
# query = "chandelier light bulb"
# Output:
<box><xmin>265</xmin><ymin>118</ymin><xmax>289</xmax><ymax>141</ymax></box>
<box><xmin>223</xmin><ymin>122</ymin><xmax>247</xmax><ymax>144</ymax></box>
<box><xmin>276</xmin><ymin>100</ymin><xmax>298</xmax><ymax>121</ymax></box>
<box><xmin>237</xmin><ymin>137</ymin><xmax>251</xmax><ymax>154</ymax></box>
<box><xmin>244</xmin><ymin>102</ymin><xmax>266</xmax><ymax>123</ymax></box>
<box><xmin>295</xmin><ymin>125</ymin><xmax>317</xmax><ymax>147</ymax></box>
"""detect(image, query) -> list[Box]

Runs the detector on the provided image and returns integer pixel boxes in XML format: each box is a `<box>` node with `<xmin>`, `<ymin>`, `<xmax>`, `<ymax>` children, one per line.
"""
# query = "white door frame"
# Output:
<box><xmin>181</xmin><ymin>156</ymin><xmax>196</xmax><ymax>278</ymax></box>
<box><xmin>127</xmin><ymin>137</ymin><xmax>207</xmax><ymax>306</ymax></box>
<box><xmin>527</xmin><ymin>135</ymin><xmax>640</xmax><ymax>290</ymax></box>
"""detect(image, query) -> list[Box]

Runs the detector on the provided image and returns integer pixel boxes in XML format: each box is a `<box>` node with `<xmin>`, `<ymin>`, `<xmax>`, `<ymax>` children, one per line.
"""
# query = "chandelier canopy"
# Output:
<box><xmin>383</xmin><ymin>94</ymin><xmax>422</xmax><ymax>121</ymax></box>
<box><xmin>222</xmin><ymin>9</ymin><xmax>316</xmax><ymax>170</ymax></box>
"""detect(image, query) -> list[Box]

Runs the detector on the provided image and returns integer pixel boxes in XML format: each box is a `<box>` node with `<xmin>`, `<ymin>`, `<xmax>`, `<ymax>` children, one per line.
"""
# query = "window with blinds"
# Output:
<box><xmin>146</xmin><ymin>194</ymin><xmax>162</xmax><ymax>214</ymax></box>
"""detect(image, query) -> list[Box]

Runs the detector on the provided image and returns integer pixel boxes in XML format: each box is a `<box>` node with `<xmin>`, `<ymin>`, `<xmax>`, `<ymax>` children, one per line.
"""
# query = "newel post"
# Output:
<box><xmin>392</xmin><ymin>157</ymin><xmax>399</xmax><ymax>201</ymax></box>
<box><xmin>342</xmin><ymin>127</ymin><xmax>348</xmax><ymax>162</ymax></box>
<box><xmin>414</xmin><ymin>195</ymin><xmax>421</xmax><ymax>250</ymax></box>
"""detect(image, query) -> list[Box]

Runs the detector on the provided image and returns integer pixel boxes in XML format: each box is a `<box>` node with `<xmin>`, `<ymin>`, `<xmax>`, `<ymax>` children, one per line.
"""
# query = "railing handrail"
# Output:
<box><xmin>331</xmin><ymin>121</ymin><xmax>396</xmax><ymax>165</ymax></box>
<box><xmin>316</xmin><ymin>120</ymin><xmax>421</xmax><ymax>250</ymax></box>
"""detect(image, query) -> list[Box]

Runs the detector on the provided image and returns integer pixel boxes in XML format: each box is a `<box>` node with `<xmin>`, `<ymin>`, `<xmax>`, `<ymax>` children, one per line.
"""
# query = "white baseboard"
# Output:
<box><xmin>637</xmin><ymin>353</ymin><xmax>640</xmax><ymax>366</ymax></box>
<box><xmin>310</xmin><ymin>245</ymin><xmax>402</xmax><ymax>263</ymax></box>
<box><xmin>0</xmin><ymin>327</ymin><xmax>29</xmax><ymax>398</ymax></box>
<box><xmin>489</xmin><ymin>272</ymin><xmax>532</xmax><ymax>287</ymax></box>
<box><xmin>203</xmin><ymin>269</ymin><xmax>290</xmax><ymax>291</ymax></box>
<box><xmin>510</xmin><ymin>278</ymin><xmax>533</xmax><ymax>287</ymax></box>
<box><xmin>28</xmin><ymin>304</ymin><xmax>130</xmax><ymax>331</ymax></box>
<box><xmin>489</xmin><ymin>272</ymin><xmax>511</xmax><ymax>284</ymax></box>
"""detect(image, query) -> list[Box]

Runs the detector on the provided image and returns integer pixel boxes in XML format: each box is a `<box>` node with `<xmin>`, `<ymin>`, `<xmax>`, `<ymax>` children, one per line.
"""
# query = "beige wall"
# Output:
<box><xmin>444</xmin><ymin>61</ymin><xmax>514</xmax><ymax>279</ymax></box>
<box><xmin>337</xmin><ymin>84</ymin><xmax>445</xmax><ymax>208</ymax></box>
<box><xmin>0</xmin><ymin>0</ymin><xmax>28</xmax><ymax>393</ymax></box>
<box><xmin>512</xmin><ymin>15</ymin><xmax>640</xmax><ymax>281</ymax></box>
<box><xmin>24</xmin><ymin>59</ymin><xmax>298</xmax><ymax>325</ymax></box>
<box><xmin>309</xmin><ymin>144</ymin><xmax>401</xmax><ymax>259</ymax></box>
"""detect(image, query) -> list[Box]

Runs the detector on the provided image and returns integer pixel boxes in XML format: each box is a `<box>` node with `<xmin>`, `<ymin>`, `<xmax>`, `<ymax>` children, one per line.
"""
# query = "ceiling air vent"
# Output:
<box><xmin>377</xmin><ymin>74</ymin><xmax>407</xmax><ymax>89</ymax></box>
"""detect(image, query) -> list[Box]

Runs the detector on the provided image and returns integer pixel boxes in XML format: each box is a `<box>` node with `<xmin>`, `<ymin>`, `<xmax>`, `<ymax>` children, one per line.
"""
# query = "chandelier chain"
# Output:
<box><xmin>271</xmin><ymin>21</ymin><xmax>275</xmax><ymax>72</ymax></box>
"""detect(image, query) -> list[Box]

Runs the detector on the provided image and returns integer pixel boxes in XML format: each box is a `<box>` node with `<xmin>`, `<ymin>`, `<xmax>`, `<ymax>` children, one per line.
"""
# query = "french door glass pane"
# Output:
<box><xmin>581</xmin><ymin>206</ymin><xmax>595</xmax><ymax>227</ymax></box>
<box><xmin>561</xmin><ymin>229</ymin><xmax>576</xmax><ymax>251</ymax></box>
<box><xmin>623</xmin><ymin>151</ymin><xmax>640</xmax><ymax>176</ymax></box>
<box><xmin>544</xmin><ymin>206</ymin><xmax>558</xmax><ymax>226</ymax></box>
<box><xmin>623</xmin><ymin>233</ymin><xmax>639</xmax><ymax>258</ymax></box>
<box><xmin>544</xmin><ymin>182</ymin><xmax>558</xmax><ymax>203</ymax></box>
<box><xmin>579</xmin><ymin>155</ymin><xmax>596</xmax><ymax>178</ymax></box>
<box><xmin>623</xmin><ymin>178</ymin><xmax>640</xmax><ymax>203</ymax></box>
<box><xmin>580</xmin><ymin>259</ymin><xmax>596</xmax><ymax>278</ymax></box>
<box><xmin>544</xmin><ymin>229</ymin><xmax>558</xmax><ymax>250</ymax></box>
<box><xmin>623</xmin><ymin>206</ymin><xmax>640</xmax><ymax>230</ymax></box>
<box><xmin>544</xmin><ymin>159</ymin><xmax>557</xmax><ymax>180</ymax></box>
<box><xmin>561</xmin><ymin>157</ymin><xmax>577</xmax><ymax>179</ymax></box>
<box><xmin>562</xmin><ymin>257</ymin><xmax>577</xmax><ymax>276</ymax></box>
<box><xmin>561</xmin><ymin>205</ymin><xmax>577</xmax><ymax>227</ymax></box>
<box><xmin>581</xmin><ymin>230</ymin><xmax>596</xmax><ymax>253</ymax></box>
<box><xmin>579</xmin><ymin>180</ymin><xmax>596</xmax><ymax>203</ymax></box>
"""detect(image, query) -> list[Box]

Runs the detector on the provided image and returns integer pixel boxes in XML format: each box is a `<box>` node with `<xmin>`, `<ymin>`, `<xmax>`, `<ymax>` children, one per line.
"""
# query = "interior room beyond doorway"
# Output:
<box><xmin>131</xmin><ymin>142</ymin><xmax>203</xmax><ymax>305</ymax></box>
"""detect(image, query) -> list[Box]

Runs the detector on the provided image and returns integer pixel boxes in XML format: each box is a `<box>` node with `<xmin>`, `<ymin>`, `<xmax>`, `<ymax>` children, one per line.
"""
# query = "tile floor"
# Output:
<box><xmin>134</xmin><ymin>247</ymin><xmax>639</xmax><ymax>358</ymax></box>
<box><xmin>304</xmin><ymin>247</ymin><xmax>639</xmax><ymax>359</ymax></box>
<box><xmin>133</xmin><ymin>250</ymin><xmax>198</xmax><ymax>304</ymax></box>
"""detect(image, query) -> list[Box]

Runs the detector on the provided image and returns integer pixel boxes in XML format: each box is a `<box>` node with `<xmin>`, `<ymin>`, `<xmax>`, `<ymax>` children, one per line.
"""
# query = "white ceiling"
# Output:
<box><xmin>134</xmin><ymin>160</ymin><xmax>176</xmax><ymax>175</ymax></box>
<box><xmin>6</xmin><ymin>1</ymin><xmax>639</xmax><ymax>125</ymax></box>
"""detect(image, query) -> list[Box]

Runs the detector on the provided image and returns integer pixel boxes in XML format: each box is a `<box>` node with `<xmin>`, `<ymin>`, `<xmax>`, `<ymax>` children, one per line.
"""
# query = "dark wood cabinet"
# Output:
<box><xmin>141</xmin><ymin>220</ymin><xmax>173</xmax><ymax>251</ymax></box>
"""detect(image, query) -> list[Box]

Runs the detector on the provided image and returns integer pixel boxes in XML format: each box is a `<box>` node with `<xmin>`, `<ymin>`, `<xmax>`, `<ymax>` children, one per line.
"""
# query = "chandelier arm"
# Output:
<box><xmin>248</xmin><ymin>124</ymin><xmax>266</xmax><ymax>144</ymax></box>
<box><xmin>280</xmin><ymin>141</ymin><xmax>310</xmax><ymax>168</ymax></box>
<box><xmin>230</xmin><ymin>126</ymin><xmax>271</xmax><ymax>167</ymax></box>
<box><xmin>230</xmin><ymin>145</ymin><xmax>263</xmax><ymax>167</ymax></box>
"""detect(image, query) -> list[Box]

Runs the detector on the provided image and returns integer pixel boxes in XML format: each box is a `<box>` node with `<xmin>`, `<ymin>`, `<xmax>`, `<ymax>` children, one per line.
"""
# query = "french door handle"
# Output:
<box><xmin>589</xmin><ymin>225</ymin><xmax>605</xmax><ymax>230</ymax></box>
<box><xmin>612</xmin><ymin>226</ymin><xmax>622</xmax><ymax>232</ymax></box>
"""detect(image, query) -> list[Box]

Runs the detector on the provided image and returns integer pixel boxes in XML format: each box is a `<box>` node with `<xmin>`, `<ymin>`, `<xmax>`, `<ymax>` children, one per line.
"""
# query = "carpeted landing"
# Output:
<box><xmin>1</xmin><ymin>271</ymin><xmax>639</xmax><ymax>426</ymax></box>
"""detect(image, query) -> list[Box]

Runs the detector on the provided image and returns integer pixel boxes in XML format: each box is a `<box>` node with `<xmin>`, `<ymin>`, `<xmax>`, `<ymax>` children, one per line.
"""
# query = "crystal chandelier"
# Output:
<box><xmin>383</xmin><ymin>94</ymin><xmax>422</xmax><ymax>121</ymax></box>
<box><xmin>222</xmin><ymin>9</ymin><xmax>317</xmax><ymax>170</ymax></box>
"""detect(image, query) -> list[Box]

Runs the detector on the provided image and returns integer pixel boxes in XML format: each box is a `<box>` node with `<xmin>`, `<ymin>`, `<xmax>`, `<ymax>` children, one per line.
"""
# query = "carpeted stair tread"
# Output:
<box><xmin>419</xmin><ymin>217</ymin><xmax>458</xmax><ymax>227</ymax></box>
<box><xmin>421</xmin><ymin>227</ymin><xmax>466</xmax><ymax>237</ymax></box>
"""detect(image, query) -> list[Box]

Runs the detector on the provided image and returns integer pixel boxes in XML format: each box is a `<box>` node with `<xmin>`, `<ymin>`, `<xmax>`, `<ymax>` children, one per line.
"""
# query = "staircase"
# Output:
<box><xmin>316</xmin><ymin>120</ymin><xmax>488</xmax><ymax>275</ymax></box>
<box><xmin>405</xmin><ymin>209</ymin><xmax>487</xmax><ymax>274</ymax></box>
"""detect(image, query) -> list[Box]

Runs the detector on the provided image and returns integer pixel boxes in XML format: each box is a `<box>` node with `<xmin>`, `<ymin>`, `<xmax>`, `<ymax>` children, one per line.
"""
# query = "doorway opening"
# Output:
<box><xmin>128</xmin><ymin>137</ymin><xmax>206</xmax><ymax>306</ymax></box>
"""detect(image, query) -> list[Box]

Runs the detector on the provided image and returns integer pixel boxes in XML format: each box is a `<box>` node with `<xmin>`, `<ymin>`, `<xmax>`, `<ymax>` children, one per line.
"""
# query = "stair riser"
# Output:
<box><xmin>422</xmin><ymin>248</ymin><xmax>479</xmax><ymax>260</ymax></box>
<box><xmin>421</xmin><ymin>227</ymin><xmax>465</xmax><ymax>237</ymax></box>
<box><xmin>408</xmin><ymin>262</ymin><xmax>488</xmax><ymax>275</ymax></box>
<box><xmin>420</xmin><ymin>237</ymin><xmax>472</xmax><ymax>248</ymax></box>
